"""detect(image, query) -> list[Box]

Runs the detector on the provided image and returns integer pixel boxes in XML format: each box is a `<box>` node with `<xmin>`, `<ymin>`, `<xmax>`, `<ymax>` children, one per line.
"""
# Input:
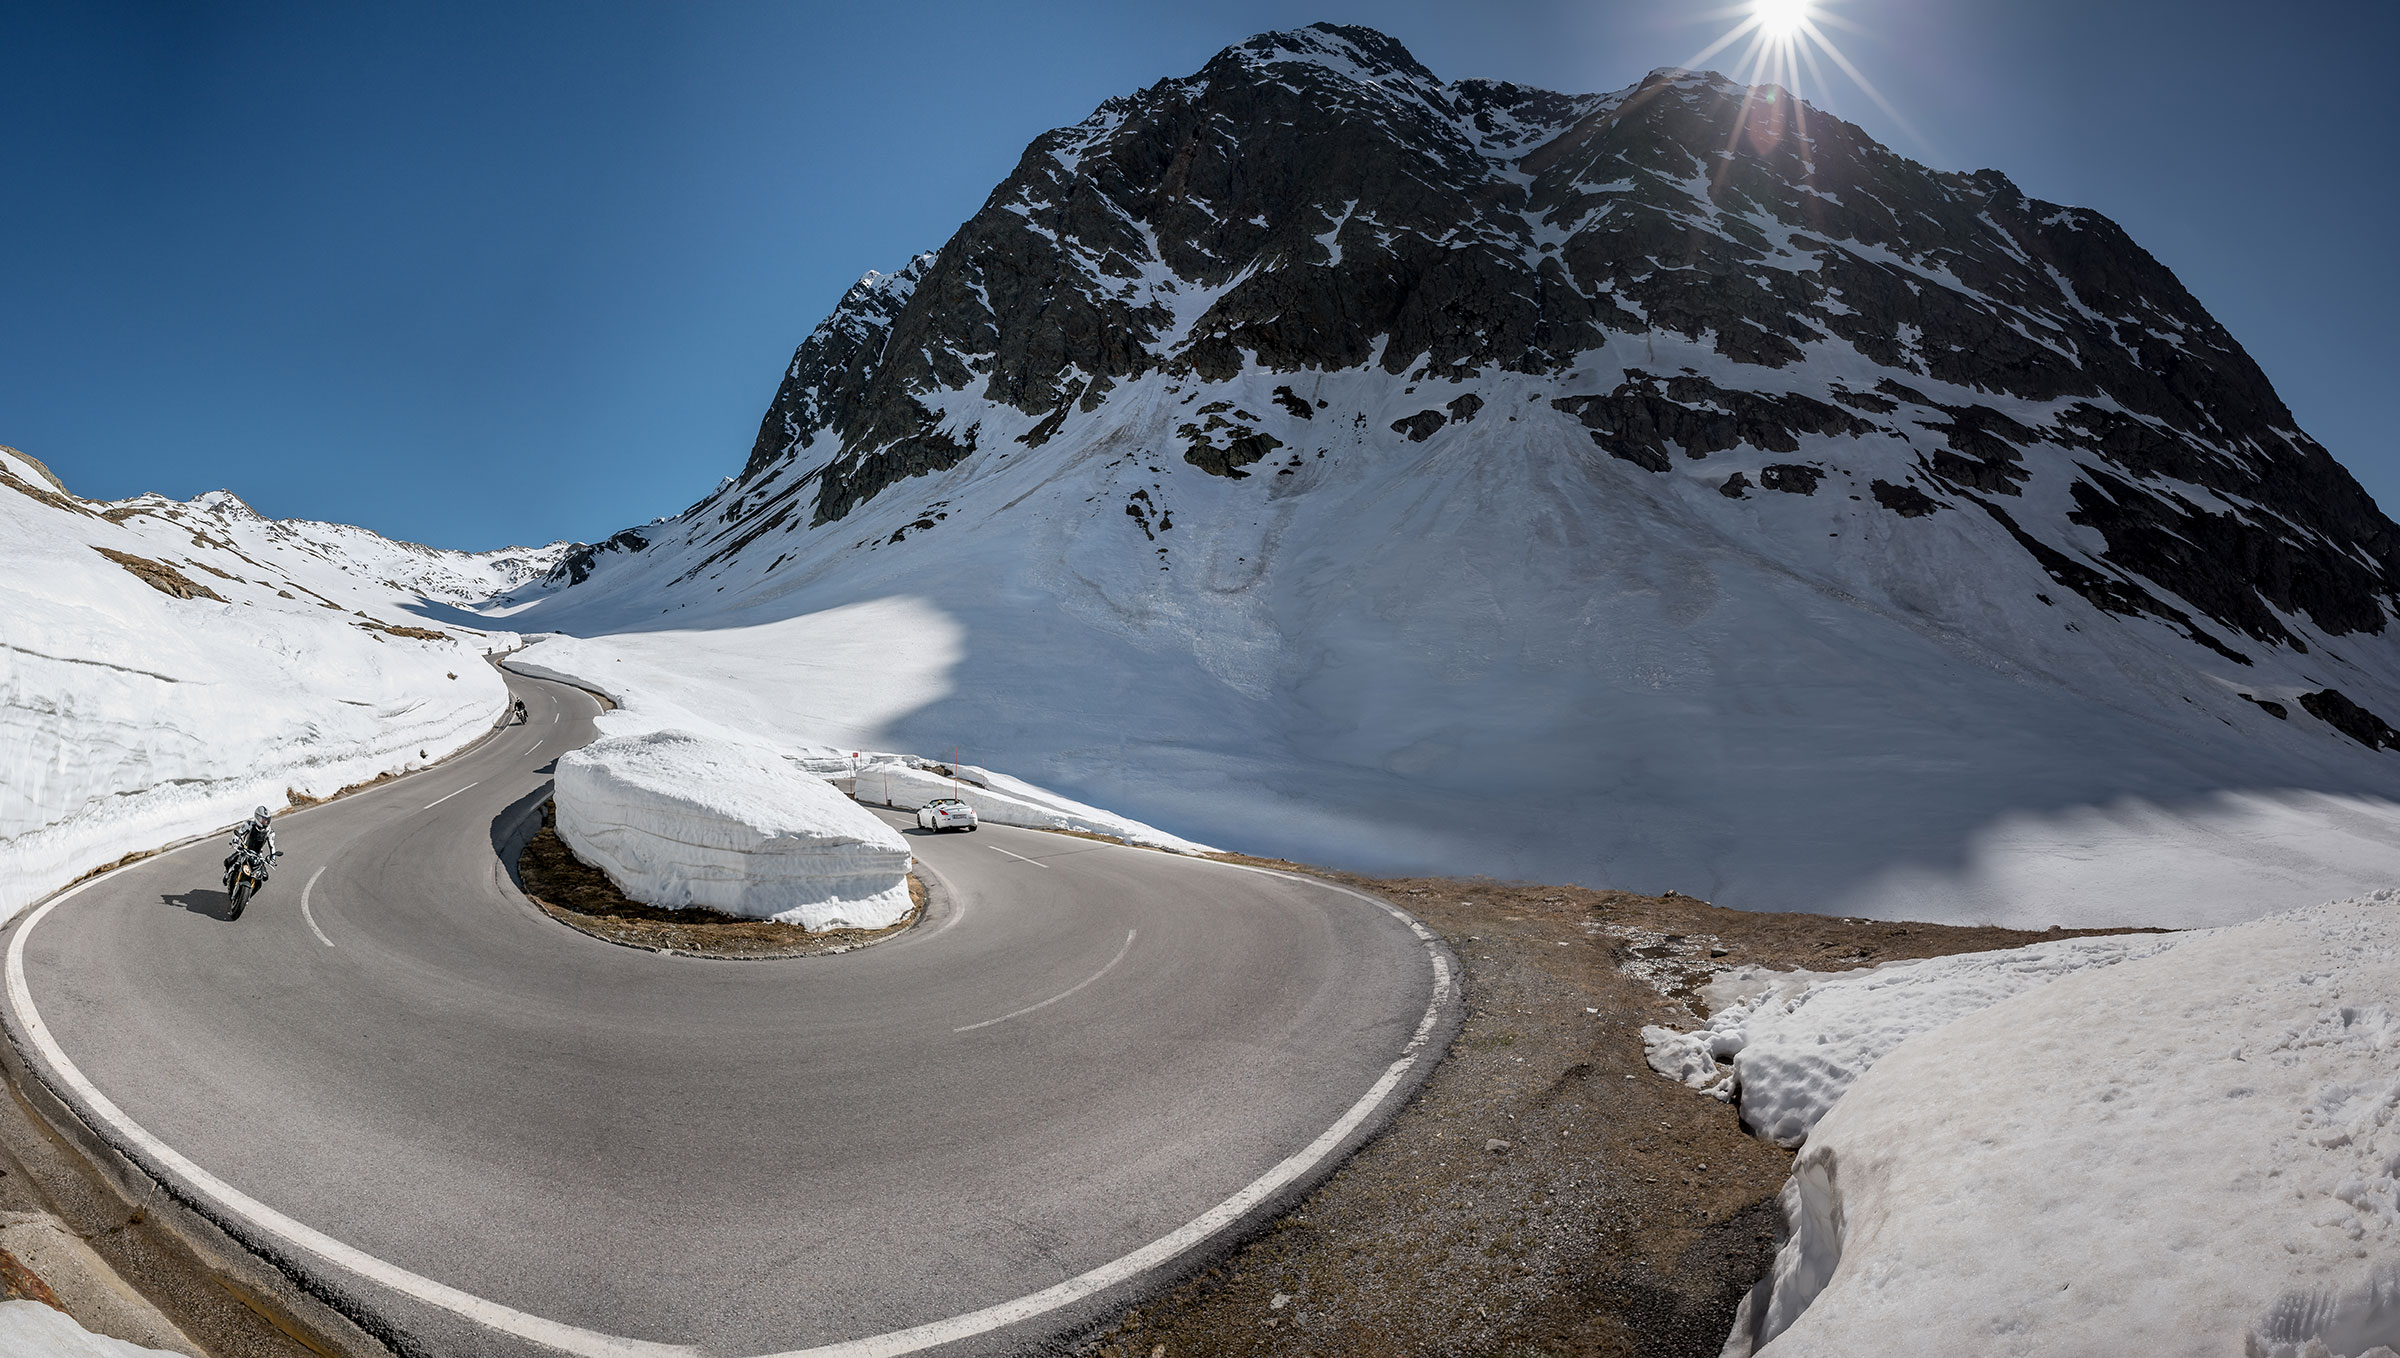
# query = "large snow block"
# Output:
<box><xmin>1724</xmin><ymin>894</ymin><xmax>2400</xmax><ymax>1357</ymax></box>
<box><xmin>554</xmin><ymin>731</ymin><xmax>912</xmax><ymax>930</ymax></box>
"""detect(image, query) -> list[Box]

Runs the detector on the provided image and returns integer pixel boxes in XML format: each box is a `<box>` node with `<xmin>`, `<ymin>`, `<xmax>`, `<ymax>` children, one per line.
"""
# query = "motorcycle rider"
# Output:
<box><xmin>223</xmin><ymin>806</ymin><xmax>279</xmax><ymax>890</ymax></box>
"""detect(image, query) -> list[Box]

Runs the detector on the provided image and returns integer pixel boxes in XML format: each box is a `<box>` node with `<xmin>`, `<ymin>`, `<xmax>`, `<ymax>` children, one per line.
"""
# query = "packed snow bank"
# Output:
<box><xmin>503</xmin><ymin>625</ymin><xmax>1214</xmax><ymax>853</ymax></box>
<box><xmin>849</xmin><ymin>761</ymin><xmax>1215</xmax><ymax>852</ymax></box>
<box><xmin>0</xmin><ymin>447</ymin><xmax>514</xmax><ymax>923</ymax></box>
<box><xmin>1644</xmin><ymin>932</ymin><xmax>2182</xmax><ymax>1146</ymax></box>
<box><xmin>0</xmin><ymin>1300</ymin><xmax>180</xmax><ymax>1356</ymax></box>
<box><xmin>1726</xmin><ymin>894</ymin><xmax>2400</xmax><ymax>1357</ymax></box>
<box><xmin>554</xmin><ymin>730</ymin><xmax>913</xmax><ymax>930</ymax></box>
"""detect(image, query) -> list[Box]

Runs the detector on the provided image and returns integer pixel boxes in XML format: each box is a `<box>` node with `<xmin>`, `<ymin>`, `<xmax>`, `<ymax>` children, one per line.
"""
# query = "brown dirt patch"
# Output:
<box><xmin>1081</xmin><ymin>866</ymin><xmax>2165</xmax><ymax>1358</ymax></box>
<box><xmin>515</xmin><ymin>801</ymin><xmax>920</xmax><ymax>958</ymax></box>
<box><xmin>89</xmin><ymin>547</ymin><xmax>224</xmax><ymax>602</ymax></box>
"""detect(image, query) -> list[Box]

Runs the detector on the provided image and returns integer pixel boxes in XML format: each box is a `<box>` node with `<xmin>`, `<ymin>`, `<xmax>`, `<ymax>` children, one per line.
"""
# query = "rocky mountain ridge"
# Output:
<box><xmin>503</xmin><ymin>26</ymin><xmax>2400</xmax><ymax>918</ymax></box>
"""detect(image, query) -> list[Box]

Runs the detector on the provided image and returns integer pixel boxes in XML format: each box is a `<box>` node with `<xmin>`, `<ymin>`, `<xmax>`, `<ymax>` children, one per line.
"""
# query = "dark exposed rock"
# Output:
<box><xmin>547</xmin><ymin>528</ymin><xmax>650</xmax><ymax>588</ymax></box>
<box><xmin>1870</xmin><ymin>480</ymin><xmax>1939</xmax><ymax>517</ymax></box>
<box><xmin>2239</xmin><ymin>694</ymin><xmax>2289</xmax><ymax>720</ymax></box>
<box><xmin>1759</xmin><ymin>465</ymin><xmax>1823</xmax><ymax>496</ymax></box>
<box><xmin>1446</xmin><ymin>393</ymin><xmax>1485</xmax><ymax>423</ymax></box>
<box><xmin>2298</xmin><ymin>689</ymin><xmax>2400</xmax><ymax>751</ymax></box>
<box><xmin>1553</xmin><ymin>373</ymin><xmax>1870</xmax><ymax>471</ymax></box>
<box><xmin>1393</xmin><ymin>410</ymin><xmax>1448</xmax><ymax>442</ymax></box>
<box><xmin>1719</xmin><ymin>472</ymin><xmax>1752</xmax><ymax>499</ymax></box>
<box><xmin>1271</xmin><ymin>385</ymin><xmax>1315</xmax><ymax>419</ymax></box>
<box><xmin>1186</xmin><ymin>431</ymin><xmax>1283</xmax><ymax>478</ymax></box>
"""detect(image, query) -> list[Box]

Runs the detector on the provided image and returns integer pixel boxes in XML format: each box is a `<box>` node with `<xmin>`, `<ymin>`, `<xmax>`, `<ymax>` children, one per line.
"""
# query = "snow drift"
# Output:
<box><xmin>0</xmin><ymin>447</ymin><xmax>531</xmax><ymax>922</ymax></box>
<box><xmin>502</xmin><ymin>627</ymin><xmax>1213</xmax><ymax>853</ymax></box>
<box><xmin>0</xmin><ymin>1299</ymin><xmax>179</xmax><ymax>1357</ymax></box>
<box><xmin>553</xmin><ymin>730</ymin><xmax>913</xmax><ymax>930</ymax></box>
<box><xmin>1644</xmin><ymin>933</ymin><xmax>2181</xmax><ymax>1146</ymax></box>
<box><xmin>1707</xmin><ymin>895</ymin><xmax>2400</xmax><ymax>1356</ymax></box>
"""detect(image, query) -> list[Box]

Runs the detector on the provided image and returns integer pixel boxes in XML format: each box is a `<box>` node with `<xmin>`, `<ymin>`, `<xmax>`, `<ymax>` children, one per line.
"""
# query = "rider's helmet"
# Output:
<box><xmin>250</xmin><ymin>806</ymin><xmax>271</xmax><ymax>829</ymax></box>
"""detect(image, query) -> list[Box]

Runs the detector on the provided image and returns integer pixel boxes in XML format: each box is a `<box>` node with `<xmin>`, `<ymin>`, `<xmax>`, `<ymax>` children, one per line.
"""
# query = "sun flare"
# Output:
<box><xmin>1677</xmin><ymin>0</ymin><xmax>1927</xmax><ymax>161</ymax></box>
<box><xmin>1752</xmin><ymin>0</ymin><xmax>1813</xmax><ymax>39</ymax></box>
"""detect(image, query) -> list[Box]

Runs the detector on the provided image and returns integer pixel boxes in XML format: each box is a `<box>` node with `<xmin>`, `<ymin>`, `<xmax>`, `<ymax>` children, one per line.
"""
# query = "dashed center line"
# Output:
<box><xmin>300</xmin><ymin>866</ymin><xmax>334</xmax><ymax>948</ymax></box>
<box><xmin>955</xmin><ymin>930</ymin><xmax>1137</xmax><ymax>1033</ymax></box>
<box><xmin>422</xmin><ymin>782</ymin><xmax>478</xmax><ymax>812</ymax></box>
<box><xmin>987</xmin><ymin>844</ymin><xmax>1050</xmax><ymax>869</ymax></box>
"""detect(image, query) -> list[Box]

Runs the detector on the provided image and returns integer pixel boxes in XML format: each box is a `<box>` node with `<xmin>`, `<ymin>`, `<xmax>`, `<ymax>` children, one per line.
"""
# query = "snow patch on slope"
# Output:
<box><xmin>1644</xmin><ymin>932</ymin><xmax>2182</xmax><ymax>1146</ymax></box>
<box><xmin>0</xmin><ymin>448</ymin><xmax>516</xmax><ymax>923</ymax></box>
<box><xmin>1723</xmin><ymin>894</ymin><xmax>2400</xmax><ymax>1357</ymax></box>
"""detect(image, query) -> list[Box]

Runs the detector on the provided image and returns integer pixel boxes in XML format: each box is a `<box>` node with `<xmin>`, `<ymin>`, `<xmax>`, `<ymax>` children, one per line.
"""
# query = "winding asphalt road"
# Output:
<box><xmin>2</xmin><ymin>673</ymin><xmax>1459</xmax><ymax>1357</ymax></box>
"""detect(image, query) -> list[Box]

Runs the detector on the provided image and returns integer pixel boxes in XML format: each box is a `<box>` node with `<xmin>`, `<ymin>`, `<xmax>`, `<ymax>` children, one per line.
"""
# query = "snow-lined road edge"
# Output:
<box><xmin>0</xmin><ymin>674</ymin><xmax>1469</xmax><ymax>1358</ymax></box>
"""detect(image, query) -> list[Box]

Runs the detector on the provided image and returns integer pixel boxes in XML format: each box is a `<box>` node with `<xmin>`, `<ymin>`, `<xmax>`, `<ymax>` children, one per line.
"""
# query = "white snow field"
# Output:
<box><xmin>0</xmin><ymin>1300</ymin><xmax>179</xmax><ymax>1357</ymax></box>
<box><xmin>1644</xmin><ymin>932</ymin><xmax>2182</xmax><ymax>1146</ymax></box>
<box><xmin>553</xmin><ymin>730</ymin><xmax>914</xmax><ymax>930</ymax></box>
<box><xmin>502</xmin><ymin>622</ymin><xmax>1214</xmax><ymax>852</ymax></box>
<box><xmin>1704</xmin><ymin>895</ymin><xmax>2399</xmax><ymax>1357</ymax></box>
<box><xmin>492</xmin><ymin>347</ymin><xmax>2400</xmax><ymax>929</ymax></box>
<box><xmin>0</xmin><ymin>446</ymin><xmax>550</xmax><ymax>921</ymax></box>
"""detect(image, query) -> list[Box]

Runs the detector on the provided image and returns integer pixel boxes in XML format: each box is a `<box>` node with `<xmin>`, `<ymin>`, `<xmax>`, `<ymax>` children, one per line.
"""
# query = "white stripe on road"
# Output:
<box><xmin>986</xmin><ymin>844</ymin><xmax>1049</xmax><ymax>869</ymax></box>
<box><xmin>4</xmin><ymin>876</ymin><xmax>691</xmax><ymax>1358</ymax></box>
<box><xmin>300</xmin><ymin>866</ymin><xmax>333</xmax><ymax>948</ymax></box>
<box><xmin>781</xmin><ymin>922</ymin><xmax>1454</xmax><ymax>1357</ymax></box>
<box><xmin>2</xmin><ymin>746</ymin><xmax>1459</xmax><ymax>1358</ymax></box>
<box><xmin>421</xmin><ymin>782</ymin><xmax>478</xmax><ymax>812</ymax></box>
<box><xmin>953</xmin><ymin>930</ymin><xmax>1137</xmax><ymax>1034</ymax></box>
<box><xmin>528</xmin><ymin>741</ymin><xmax>541</xmax><ymax>756</ymax></box>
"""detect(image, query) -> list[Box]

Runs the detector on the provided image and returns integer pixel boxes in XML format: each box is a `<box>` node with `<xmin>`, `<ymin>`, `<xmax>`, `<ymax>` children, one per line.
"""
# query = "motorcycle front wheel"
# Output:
<box><xmin>229</xmin><ymin>878</ymin><xmax>253</xmax><ymax>920</ymax></box>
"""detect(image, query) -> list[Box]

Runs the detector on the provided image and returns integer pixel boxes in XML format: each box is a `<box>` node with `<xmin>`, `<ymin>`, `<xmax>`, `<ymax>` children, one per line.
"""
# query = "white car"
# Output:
<box><xmin>916</xmin><ymin>797</ymin><xmax>979</xmax><ymax>832</ymax></box>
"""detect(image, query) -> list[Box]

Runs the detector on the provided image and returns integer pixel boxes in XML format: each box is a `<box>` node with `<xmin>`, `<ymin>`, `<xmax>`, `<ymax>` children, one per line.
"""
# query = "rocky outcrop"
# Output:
<box><xmin>578</xmin><ymin>22</ymin><xmax>2396</xmax><ymax>670</ymax></box>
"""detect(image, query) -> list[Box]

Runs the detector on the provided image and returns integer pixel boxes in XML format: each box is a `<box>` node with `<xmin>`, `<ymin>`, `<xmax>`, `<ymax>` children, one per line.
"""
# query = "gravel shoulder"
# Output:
<box><xmin>1080</xmin><ymin>864</ymin><xmax>2160</xmax><ymax>1358</ymax></box>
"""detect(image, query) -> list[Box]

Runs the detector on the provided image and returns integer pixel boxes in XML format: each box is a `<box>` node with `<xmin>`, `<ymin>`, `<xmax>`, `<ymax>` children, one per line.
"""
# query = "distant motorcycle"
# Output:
<box><xmin>507</xmin><ymin>698</ymin><xmax>528</xmax><ymax>725</ymax></box>
<box><xmin>223</xmin><ymin>846</ymin><xmax>280</xmax><ymax>920</ymax></box>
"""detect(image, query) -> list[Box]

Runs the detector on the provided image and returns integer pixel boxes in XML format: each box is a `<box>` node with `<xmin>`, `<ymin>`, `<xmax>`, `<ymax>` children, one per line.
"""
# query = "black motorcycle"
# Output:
<box><xmin>223</xmin><ymin>846</ymin><xmax>280</xmax><ymax>920</ymax></box>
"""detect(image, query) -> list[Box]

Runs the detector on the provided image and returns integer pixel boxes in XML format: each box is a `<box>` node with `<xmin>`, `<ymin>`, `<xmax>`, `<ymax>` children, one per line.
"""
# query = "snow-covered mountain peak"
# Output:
<box><xmin>504</xmin><ymin>26</ymin><xmax>2400</xmax><ymax>922</ymax></box>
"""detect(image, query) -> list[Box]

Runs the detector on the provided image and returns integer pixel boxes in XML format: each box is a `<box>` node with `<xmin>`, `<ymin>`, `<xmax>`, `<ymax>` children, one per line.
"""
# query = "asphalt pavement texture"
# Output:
<box><xmin>3</xmin><ymin>673</ymin><xmax>1456</xmax><ymax>1357</ymax></box>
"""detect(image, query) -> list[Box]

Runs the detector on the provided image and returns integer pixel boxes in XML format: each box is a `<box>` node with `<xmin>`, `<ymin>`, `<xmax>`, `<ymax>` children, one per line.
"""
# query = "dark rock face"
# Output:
<box><xmin>632</xmin><ymin>22</ymin><xmax>2395</xmax><ymax>667</ymax></box>
<box><xmin>2299</xmin><ymin>689</ymin><xmax>2400</xmax><ymax>751</ymax></box>
<box><xmin>1871</xmin><ymin>480</ymin><xmax>1939</xmax><ymax>517</ymax></box>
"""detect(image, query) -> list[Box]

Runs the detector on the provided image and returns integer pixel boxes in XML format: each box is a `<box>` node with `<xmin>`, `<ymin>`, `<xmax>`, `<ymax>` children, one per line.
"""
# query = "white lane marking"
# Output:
<box><xmin>777</xmin><ymin>941</ymin><xmax>1453</xmax><ymax>1358</ymax></box>
<box><xmin>552</xmin><ymin>712</ymin><xmax>559</xmax><ymax>725</ymax></box>
<box><xmin>986</xmin><ymin>844</ymin><xmax>1050</xmax><ymax>869</ymax></box>
<box><xmin>421</xmin><ymin>782</ymin><xmax>478</xmax><ymax>812</ymax></box>
<box><xmin>3</xmin><ymin>796</ymin><xmax>1455</xmax><ymax>1358</ymax></box>
<box><xmin>953</xmin><ymin>930</ymin><xmax>1136</xmax><ymax>1034</ymax></box>
<box><xmin>300</xmin><ymin>866</ymin><xmax>333</xmax><ymax>948</ymax></box>
<box><xmin>528</xmin><ymin>741</ymin><xmax>542</xmax><ymax>756</ymax></box>
<box><xmin>4</xmin><ymin>878</ymin><xmax>695</xmax><ymax>1358</ymax></box>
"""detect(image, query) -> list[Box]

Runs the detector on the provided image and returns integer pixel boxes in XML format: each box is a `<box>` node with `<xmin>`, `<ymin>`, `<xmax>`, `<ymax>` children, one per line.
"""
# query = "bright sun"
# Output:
<box><xmin>1752</xmin><ymin>0</ymin><xmax>1814</xmax><ymax>39</ymax></box>
<box><xmin>1678</xmin><ymin>0</ymin><xmax>1926</xmax><ymax>159</ymax></box>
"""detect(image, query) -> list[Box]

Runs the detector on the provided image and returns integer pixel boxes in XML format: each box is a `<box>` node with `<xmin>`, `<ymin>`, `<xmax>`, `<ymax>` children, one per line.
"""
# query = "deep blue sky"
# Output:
<box><xmin>4</xmin><ymin>1</ymin><xmax>2394</xmax><ymax>550</ymax></box>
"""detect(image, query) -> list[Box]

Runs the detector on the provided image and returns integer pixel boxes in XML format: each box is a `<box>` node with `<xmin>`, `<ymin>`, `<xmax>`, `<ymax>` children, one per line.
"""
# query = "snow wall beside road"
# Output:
<box><xmin>0</xmin><ymin>448</ymin><xmax>511</xmax><ymax>923</ymax></box>
<box><xmin>554</xmin><ymin>730</ymin><xmax>913</xmax><ymax>930</ymax></box>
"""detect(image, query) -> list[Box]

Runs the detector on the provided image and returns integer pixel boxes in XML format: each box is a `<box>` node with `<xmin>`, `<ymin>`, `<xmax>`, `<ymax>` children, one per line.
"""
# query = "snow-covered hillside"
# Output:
<box><xmin>0</xmin><ymin>446</ymin><xmax>535</xmax><ymax>920</ymax></box>
<box><xmin>1696</xmin><ymin>895</ymin><xmax>2400</xmax><ymax>1357</ymax></box>
<box><xmin>497</xmin><ymin>26</ymin><xmax>2400</xmax><ymax>926</ymax></box>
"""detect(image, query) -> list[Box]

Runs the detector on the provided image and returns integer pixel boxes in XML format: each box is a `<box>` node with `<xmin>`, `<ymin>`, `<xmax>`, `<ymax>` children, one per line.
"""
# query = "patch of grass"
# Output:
<box><xmin>90</xmin><ymin>547</ymin><xmax>224</xmax><ymax>602</ymax></box>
